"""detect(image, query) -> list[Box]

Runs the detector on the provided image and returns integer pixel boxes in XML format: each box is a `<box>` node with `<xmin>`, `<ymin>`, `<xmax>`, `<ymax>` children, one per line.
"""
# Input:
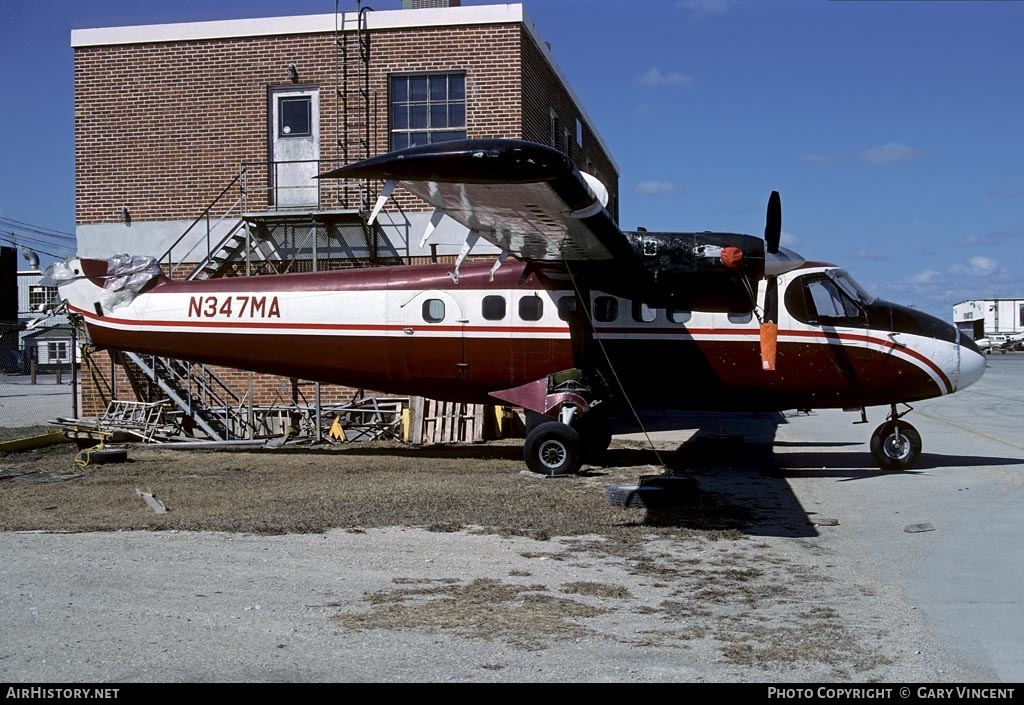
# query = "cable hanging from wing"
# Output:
<box><xmin>563</xmin><ymin>261</ymin><xmax>667</xmax><ymax>471</ymax></box>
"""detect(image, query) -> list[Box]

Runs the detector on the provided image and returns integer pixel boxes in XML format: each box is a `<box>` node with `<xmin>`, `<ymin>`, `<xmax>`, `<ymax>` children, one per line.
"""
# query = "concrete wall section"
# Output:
<box><xmin>76</xmin><ymin>219</ymin><xmax>241</xmax><ymax>261</ymax></box>
<box><xmin>75</xmin><ymin>212</ymin><xmax>499</xmax><ymax>262</ymax></box>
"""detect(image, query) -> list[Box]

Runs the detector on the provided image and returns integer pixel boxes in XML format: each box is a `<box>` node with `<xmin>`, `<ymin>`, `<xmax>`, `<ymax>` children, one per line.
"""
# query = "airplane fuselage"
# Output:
<box><xmin>62</xmin><ymin>258</ymin><xmax>985</xmax><ymax>413</ymax></box>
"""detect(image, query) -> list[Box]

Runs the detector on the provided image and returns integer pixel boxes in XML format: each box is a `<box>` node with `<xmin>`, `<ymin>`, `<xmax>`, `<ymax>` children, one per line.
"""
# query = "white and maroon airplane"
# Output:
<box><xmin>52</xmin><ymin>139</ymin><xmax>985</xmax><ymax>475</ymax></box>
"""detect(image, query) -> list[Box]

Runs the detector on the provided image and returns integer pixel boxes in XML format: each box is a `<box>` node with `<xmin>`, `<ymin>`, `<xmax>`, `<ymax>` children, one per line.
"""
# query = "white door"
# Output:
<box><xmin>270</xmin><ymin>87</ymin><xmax>319</xmax><ymax>208</ymax></box>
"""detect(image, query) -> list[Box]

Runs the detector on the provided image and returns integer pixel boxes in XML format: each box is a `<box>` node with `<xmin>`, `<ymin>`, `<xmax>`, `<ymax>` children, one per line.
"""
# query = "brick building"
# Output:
<box><xmin>71</xmin><ymin>2</ymin><xmax>619</xmax><ymax>435</ymax></box>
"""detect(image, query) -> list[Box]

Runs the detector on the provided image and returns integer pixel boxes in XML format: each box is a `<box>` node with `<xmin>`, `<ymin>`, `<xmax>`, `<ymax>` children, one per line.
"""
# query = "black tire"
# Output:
<box><xmin>870</xmin><ymin>421</ymin><xmax>921</xmax><ymax>471</ymax></box>
<box><xmin>523</xmin><ymin>422</ymin><xmax>581</xmax><ymax>476</ymax></box>
<box><xmin>574</xmin><ymin>411</ymin><xmax>612</xmax><ymax>461</ymax></box>
<box><xmin>605</xmin><ymin>476</ymin><xmax>697</xmax><ymax>508</ymax></box>
<box><xmin>85</xmin><ymin>447</ymin><xmax>129</xmax><ymax>465</ymax></box>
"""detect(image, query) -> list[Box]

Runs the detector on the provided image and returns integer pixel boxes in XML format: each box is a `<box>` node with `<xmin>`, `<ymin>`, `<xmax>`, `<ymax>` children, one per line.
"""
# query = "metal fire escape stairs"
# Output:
<box><xmin>107</xmin><ymin>1</ymin><xmax>383</xmax><ymax>442</ymax></box>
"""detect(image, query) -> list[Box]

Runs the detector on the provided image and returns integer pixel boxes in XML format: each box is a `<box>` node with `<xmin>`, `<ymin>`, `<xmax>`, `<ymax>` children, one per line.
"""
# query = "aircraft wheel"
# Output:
<box><xmin>574</xmin><ymin>412</ymin><xmax>612</xmax><ymax>461</ymax></box>
<box><xmin>870</xmin><ymin>421</ymin><xmax>921</xmax><ymax>471</ymax></box>
<box><xmin>523</xmin><ymin>421</ymin><xmax>581</xmax><ymax>476</ymax></box>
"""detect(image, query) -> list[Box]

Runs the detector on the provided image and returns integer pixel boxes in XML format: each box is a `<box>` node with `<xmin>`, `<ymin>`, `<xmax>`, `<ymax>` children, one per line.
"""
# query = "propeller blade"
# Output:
<box><xmin>765</xmin><ymin>191</ymin><xmax>782</xmax><ymax>255</ymax></box>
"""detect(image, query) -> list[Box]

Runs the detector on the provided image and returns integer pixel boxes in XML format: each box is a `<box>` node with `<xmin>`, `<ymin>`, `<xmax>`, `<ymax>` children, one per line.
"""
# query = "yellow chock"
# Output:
<box><xmin>329</xmin><ymin>416</ymin><xmax>345</xmax><ymax>441</ymax></box>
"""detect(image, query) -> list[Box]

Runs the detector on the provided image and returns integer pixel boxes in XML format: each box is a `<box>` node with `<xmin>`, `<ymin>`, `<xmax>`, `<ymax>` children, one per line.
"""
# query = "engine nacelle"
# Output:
<box><xmin>625</xmin><ymin>230</ymin><xmax>766</xmax><ymax>312</ymax></box>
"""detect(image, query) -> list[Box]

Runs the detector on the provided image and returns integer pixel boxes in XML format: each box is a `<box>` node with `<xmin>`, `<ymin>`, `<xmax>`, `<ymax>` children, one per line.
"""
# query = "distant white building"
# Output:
<box><xmin>9</xmin><ymin>270</ymin><xmax>70</xmax><ymax>373</ymax></box>
<box><xmin>21</xmin><ymin>324</ymin><xmax>76</xmax><ymax>372</ymax></box>
<box><xmin>953</xmin><ymin>298</ymin><xmax>1024</xmax><ymax>339</ymax></box>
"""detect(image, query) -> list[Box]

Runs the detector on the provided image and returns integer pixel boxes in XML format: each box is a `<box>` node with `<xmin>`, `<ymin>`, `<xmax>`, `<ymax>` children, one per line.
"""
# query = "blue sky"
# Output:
<box><xmin>1</xmin><ymin>0</ymin><xmax>1022</xmax><ymax>320</ymax></box>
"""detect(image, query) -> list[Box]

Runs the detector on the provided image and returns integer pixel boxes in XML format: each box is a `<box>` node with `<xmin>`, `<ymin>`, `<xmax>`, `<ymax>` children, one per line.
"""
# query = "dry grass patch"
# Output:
<box><xmin>336</xmin><ymin>577</ymin><xmax>607</xmax><ymax>650</ymax></box>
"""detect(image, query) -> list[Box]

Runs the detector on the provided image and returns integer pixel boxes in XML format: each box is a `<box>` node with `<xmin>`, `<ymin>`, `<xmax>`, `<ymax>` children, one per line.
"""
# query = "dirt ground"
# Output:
<box><xmin>0</xmin><ymin>432</ymin><xmax>987</xmax><ymax>681</ymax></box>
<box><xmin>0</xmin><ymin>435</ymin><xmax>732</xmax><ymax>537</ymax></box>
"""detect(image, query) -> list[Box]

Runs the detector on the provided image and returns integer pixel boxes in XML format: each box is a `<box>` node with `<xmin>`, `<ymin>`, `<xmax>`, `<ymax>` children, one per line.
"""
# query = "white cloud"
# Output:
<box><xmin>859</xmin><ymin>142</ymin><xmax>920</xmax><ymax>165</ymax></box>
<box><xmin>635</xmin><ymin>180</ymin><xmax>678</xmax><ymax>196</ymax></box>
<box><xmin>676</xmin><ymin>0</ymin><xmax>735</xmax><ymax>18</ymax></box>
<box><xmin>951</xmin><ymin>256</ymin><xmax>1001</xmax><ymax>277</ymax></box>
<box><xmin>638</xmin><ymin>68</ymin><xmax>693</xmax><ymax>88</ymax></box>
<box><xmin>874</xmin><ymin>252</ymin><xmax>1019</xmax><ymax>318</ymax></box>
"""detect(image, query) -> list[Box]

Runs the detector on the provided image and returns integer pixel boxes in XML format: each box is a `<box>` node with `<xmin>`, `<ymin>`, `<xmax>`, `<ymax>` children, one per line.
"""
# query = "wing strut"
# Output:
<box><xmin>450</xmin><ymin>229</ymin><xmax>480</xmax><ymax>284</ymax></box>
<box><xmin>489</xmin><ymin>248</ymin><xmax>510</xmax><ymax>282</ymax></box>
<box><xmin>419</xmin><ymin>207</ymin><xmax>445</xmax><ymax>249</ymax></box>
<box><xmin>367</xmin><ymin>179</ymin><xmax>397</xmax><ymax>226</ymax></box>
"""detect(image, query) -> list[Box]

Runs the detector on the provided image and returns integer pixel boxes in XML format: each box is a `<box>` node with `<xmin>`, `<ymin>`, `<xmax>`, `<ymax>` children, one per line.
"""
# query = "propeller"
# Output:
<box><xmin>764</xmin><ymin>190</ymin><xmax>782</xmax><ymax>255</ymax></box>
<box><xmin>760</xmin><ymin>191</ymin><xmax>782</xmax><ymax>371</ymax></box>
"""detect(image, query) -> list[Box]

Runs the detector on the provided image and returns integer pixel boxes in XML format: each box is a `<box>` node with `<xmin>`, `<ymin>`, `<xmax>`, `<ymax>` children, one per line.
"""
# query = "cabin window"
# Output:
<box><xmin>594</xmin><ymin>296</ymin><xmax>618</xmax><ymax>323</ymax></box>
<box><xmin>519</xmin><ymin>295</ymin><xmax>544</xmax><ymax>322</ymax></box>
<box><xmin>668</xmin><ymin>309</ymin><xmax>691</xmax><ymax>324</ymax></box>
<box><xmin>728</xmin><ymin>312</ymin><xmax>753</xmax><ymax>324</ymax></box>
<box><xmin>557</xmin><ymin>296</ymin><xmax>577</xmax><ymax>321</ymax></box>
<box><xmin>389</xmin><ymin>73</ymin><xmax>467</xmax><ymax>150</ymax></box>
<box><xmin>278</xmin><ymin>96</ymin><xmax>312</xmax><ymax>138</ymax></box>
<box><xmin>631</xmin><ymin>302</ymin><xmax>657</xmax><ymax>323</ymax></box>
<box><xmin>482</xmin><ymin>295</ymin><xmax>506</xmax><ymax>321</ymax></box>
<box><xmin>422</xmin><ymin>299</ymin><xmax>445</xmax><ymax>323</ymax></box>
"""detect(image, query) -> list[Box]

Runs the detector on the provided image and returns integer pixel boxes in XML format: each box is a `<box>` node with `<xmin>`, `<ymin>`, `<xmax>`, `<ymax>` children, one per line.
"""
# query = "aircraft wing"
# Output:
<box><xmin>320</xmin><ymin>139</ymin><xmax>652</xmax><ymax>291</ymax></box>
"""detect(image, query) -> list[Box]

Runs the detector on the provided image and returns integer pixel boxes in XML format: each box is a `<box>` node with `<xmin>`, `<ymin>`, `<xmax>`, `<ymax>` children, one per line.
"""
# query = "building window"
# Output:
<box><xmin>1019</xmin><ymin>303</ymin><xmax>1024</xmax><ymax>327</ymax></box>
<box><xmin>390</xmin><ymin>73</ymin><xmax>466</xmax><ymax>150</ymax></box>
<box><xmin>422</xmin><ymin>299</ymin><xmax>445</xmax><ymax>323</ymax></box>
<box><xmin>519</xmin><ymin>295</ymin><xmax>544</xmax><ymax>322</ymax></box>
<box><xmin>278</xmin><ymin>96</ymin><xmax>312</xmax><ymax>137</ymax></box>
<box><xmin>47</xmin><ymin>342</ymin><xmax>67</xmax><ymax>361</ymax></box>
<box><xmin>482</xmin><ymin>295</ymin><xmax>506</xmax><ymax>321</ymax></box>
<box><xmin>28</xmin><ymin>285</ymin><xmax>58</xmax><ymax>312</ymax></box>
<box><xmin>576</xmin><ymin>118</ymin><xmax>583</xmax><ymax>148</ymax></box>
<box><xmin>549</xmin><ymin>110</ymin><xmax>561</xmax><ymax>152</ymax></box>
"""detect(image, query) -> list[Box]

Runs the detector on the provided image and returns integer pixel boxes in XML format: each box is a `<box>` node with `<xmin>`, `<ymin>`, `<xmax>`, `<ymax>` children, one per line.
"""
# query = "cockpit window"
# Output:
<box><xmin>828</xmin><ymin>270</ymin><xmax>876</xmax><ymax>306</ymax></box>
<box><xmin>786</xmin><ymin>272</ymin><xmax>869</xmax><ymax>327</ymax></box>
<box><xmin>808</xmin><ymin>279</ymin><xmax>861</xmax><ymax>318</ymax></box>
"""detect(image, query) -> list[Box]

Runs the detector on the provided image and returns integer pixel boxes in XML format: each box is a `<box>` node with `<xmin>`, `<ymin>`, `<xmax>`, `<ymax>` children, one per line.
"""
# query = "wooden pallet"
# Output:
<box><xmin>407</xmin><ymin>397</ymin><xmax>488</xmax><ymax>445</ymax></box>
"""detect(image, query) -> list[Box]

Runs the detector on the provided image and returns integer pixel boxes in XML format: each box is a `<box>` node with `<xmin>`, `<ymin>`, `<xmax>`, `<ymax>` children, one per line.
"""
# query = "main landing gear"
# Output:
<box><xmin>492</xmin><ymin>369</ymin><xmax>612</xmax><ymax>476</ymax></box>
<box><xmin>869</xmin><ymin>404</ymin><xmax>922</xmax><ymax>471</ymax></box>
<box><xmin>523</xmin><ymin>410</ymin><xmax>614</xmax><ymax>476</ymax></box>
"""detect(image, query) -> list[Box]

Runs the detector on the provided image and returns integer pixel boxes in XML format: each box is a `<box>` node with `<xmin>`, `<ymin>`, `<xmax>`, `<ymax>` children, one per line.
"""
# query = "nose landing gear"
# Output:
<box><xmin>869</xmin><ymin>404</ymin><xmax>922</xmax><ymax>471</ymax></box>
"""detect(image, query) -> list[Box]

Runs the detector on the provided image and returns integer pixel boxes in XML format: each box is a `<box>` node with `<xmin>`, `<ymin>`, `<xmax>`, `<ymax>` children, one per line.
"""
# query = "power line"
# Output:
<box><xmin>0</xmin><ymin>233</ymin><xmax>75</xmax><ymax>259</ymax></box>
<box><xmin>0</xmin><ymin>216</ymin><xmax>77</xmax><ymax>242</ymax></box>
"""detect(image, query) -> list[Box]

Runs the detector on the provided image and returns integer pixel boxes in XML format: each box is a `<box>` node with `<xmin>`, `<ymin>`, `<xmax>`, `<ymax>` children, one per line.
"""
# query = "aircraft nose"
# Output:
<box><xmin>957</xmin><ymin>340</ymin><xmax>986</xmax><ymax>391</ymax></box>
